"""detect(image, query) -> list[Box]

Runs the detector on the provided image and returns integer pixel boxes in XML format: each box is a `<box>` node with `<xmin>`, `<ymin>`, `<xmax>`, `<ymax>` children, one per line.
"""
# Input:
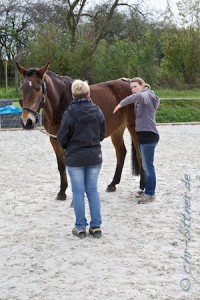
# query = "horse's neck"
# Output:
<box><xmin>43</xmin><ymin>73</ymin><xmax>72</xmax><ymax>131</ymax></box>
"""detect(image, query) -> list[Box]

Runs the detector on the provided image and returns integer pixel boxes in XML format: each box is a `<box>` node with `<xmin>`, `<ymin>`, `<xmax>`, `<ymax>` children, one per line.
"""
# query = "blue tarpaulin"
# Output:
<box><xmin>0</xmin><ymin>105</ymin><xmax>22</xmax><ymax>115</ymax></box>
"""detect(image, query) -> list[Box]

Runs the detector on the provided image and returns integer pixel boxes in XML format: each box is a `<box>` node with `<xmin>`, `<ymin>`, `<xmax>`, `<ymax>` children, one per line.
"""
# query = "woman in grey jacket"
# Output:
<box><xmin>113</xmin><ymin>77</ymin><xmax>160</xmax><ymax>204</ymax></box>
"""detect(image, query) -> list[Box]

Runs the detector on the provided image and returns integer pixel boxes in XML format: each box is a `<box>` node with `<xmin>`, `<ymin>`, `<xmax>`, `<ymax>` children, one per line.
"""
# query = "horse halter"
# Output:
<box><xmin>19</xmin><ymin>80</ymin><xmax>47</xmax><ymax>123</ymax></box>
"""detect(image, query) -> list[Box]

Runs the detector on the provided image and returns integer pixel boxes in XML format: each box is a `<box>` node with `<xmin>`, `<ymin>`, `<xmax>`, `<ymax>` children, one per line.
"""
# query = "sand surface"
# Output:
<box><xmin>0</xmin><ymin>125</ymin><xmax>200</xmax><ymax>300</ymax></box>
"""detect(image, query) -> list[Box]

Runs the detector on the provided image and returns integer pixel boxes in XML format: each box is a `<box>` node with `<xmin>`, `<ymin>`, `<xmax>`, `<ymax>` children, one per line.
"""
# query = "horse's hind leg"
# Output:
<box><xmin>50</xmin><ymin>138</ymin><xmax>68</xmax><ymax>200</ymax></box>
<box><xmin>127</xmin><ymin>125</ymin><xmax>145</xmax><ymax>191</ymax></box>
<box><xmin>106</xmin><ymin>128</ymin><xmax>126</xmax><ymax>192</ymax></box>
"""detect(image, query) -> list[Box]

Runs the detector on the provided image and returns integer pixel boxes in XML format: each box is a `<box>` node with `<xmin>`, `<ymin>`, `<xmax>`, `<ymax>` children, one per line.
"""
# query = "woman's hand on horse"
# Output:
<box><xmin>113</xmin><ymin>104</ymin><xmax>121</xmax><ymax>114</ymax></box>
<box><xmin>119</xmin><ymin>77</ymin><xmax>129</xmax><ymax>82</ymax></box>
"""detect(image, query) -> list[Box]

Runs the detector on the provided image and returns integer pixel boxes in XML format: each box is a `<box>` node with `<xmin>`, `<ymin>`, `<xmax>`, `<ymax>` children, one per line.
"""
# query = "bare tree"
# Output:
<box><xmin>64</xmin><ymin>0</ymin><xmax>142</xmax><ymax>49</ymax></box>
<box><xmin>0</xmin><ymin>0</ymin><xmax>34</xmax><ymax>60</ymax></box>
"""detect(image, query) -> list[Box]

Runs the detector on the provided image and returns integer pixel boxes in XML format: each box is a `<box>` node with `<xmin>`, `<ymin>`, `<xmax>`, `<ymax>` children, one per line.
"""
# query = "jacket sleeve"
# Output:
<box><xmin>98</xmin><ymin>108</ymin><xmax>106</xmax><ymax>141</ymax></box>
<box><xmin>119</xmin><ymin>92</ymin><xmax>146</xmax><ymax>107</ymax></box>
<box><xmin>57</xmin><ymin>111</ymin><xmax>72</xmax><ymax>149</ymax></box>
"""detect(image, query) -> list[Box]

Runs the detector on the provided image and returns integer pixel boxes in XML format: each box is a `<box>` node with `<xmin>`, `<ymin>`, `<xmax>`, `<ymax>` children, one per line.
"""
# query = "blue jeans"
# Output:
<box><xmin>139</xmin><ymin>142</ymin><xmax>158</xmax><ymax>197</ymax></box>
<box><xmin>67</xmin><ymin>164</ymin><xmax>102</xmax><ymax>230</ymax></box>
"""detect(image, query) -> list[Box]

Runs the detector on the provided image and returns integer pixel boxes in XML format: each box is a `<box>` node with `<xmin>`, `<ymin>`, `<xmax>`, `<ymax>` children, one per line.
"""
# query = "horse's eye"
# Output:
<box><xmin>35</xmin><ymin>85</ymin><xmax>40</xmax><ymax>92</ymax></box>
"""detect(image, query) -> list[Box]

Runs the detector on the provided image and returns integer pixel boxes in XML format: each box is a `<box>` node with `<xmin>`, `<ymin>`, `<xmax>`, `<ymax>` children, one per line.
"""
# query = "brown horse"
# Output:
<box><xmin>17</xmin><ymin>63</ymin><xmax>144</xmax><ymax>200</ymax></box>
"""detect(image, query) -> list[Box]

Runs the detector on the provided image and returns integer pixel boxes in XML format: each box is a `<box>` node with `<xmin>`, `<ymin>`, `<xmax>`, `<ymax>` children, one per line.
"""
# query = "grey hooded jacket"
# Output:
<box><xmin>119</xmin><ymin>87</ymin><xmax>160</xmax><ymax>135</ymax></box>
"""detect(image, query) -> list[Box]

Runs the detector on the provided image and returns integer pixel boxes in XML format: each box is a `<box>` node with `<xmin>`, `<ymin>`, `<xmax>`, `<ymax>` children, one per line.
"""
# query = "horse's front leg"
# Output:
<box><xmin>50</xmin><ymin>137</ymin><xmax>68</xmax><ymax>200</ymax></box>
<box><xmin>106</xmin><ymin>129</ymin><xmax>126</xmax><ymax>192</ymax></box>
<box><xmin>56</xmin><ymin>153</ymin><xmax>68</xmax><ymax>200</ymax></box>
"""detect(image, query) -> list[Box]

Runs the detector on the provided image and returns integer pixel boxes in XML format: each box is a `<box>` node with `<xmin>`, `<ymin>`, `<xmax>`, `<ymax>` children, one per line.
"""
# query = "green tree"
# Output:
<box><xmin>161</xmin><ymin>0</ymin><xmax>200</xmax><ymax>85</ymax></box>
<box><xmin>23</xmin><ymin>23</ymin><xmax>71</xmax><ymax>74</ymax></box>
<box><xmin>92</xmin><ymin>38</ymin><xmax>138</xmax><ymax>82</ymax></box>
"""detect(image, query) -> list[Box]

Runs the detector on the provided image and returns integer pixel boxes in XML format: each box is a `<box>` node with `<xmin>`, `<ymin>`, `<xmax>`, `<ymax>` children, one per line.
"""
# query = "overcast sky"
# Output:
<box><xmin>147</xmin><ymin>0</ymin><xmax>178</xmax><ymax>14</ymax></box>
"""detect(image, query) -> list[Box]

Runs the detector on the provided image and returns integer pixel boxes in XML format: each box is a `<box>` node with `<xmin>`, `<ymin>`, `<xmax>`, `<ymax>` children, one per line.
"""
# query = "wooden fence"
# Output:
<box><xmin>0</xmin><ymin>98</ymin><xmax>200</xmax><ymax>129</ymax></box>
<box><xmin>160</xmin><ymin>98</ymin><xmax>200</xmax><ymax>100</ymax></box>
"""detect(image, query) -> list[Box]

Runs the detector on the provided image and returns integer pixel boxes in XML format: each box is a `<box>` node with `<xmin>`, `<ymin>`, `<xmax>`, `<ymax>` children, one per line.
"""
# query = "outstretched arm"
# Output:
<box><xmin>114</xmin><ymin>92</ymin><xmax>145</xmax><ymax>114</ymax></box>
<box><xmin>113</xmin><ymin>103</ymin><xmax>122</xmax><ymax>114</ymax></box>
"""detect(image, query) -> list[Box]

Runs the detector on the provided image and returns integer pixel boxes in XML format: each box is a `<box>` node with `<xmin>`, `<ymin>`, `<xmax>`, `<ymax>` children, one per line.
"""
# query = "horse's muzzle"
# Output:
<box><xmin>21</xmin><ymin>117</ymin><xmax>35</xmax><ymax>129</ymax></box>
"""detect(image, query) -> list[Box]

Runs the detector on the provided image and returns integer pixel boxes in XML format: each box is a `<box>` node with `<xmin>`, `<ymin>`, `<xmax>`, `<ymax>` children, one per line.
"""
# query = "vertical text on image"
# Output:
<box><xmin>179</xmin><ymin>174</ymin><xmax>192</xmax><ymax>292</ymax></box>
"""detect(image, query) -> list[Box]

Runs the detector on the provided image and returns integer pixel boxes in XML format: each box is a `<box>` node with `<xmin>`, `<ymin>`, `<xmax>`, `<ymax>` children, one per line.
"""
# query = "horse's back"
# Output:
<box><xmin>90</xmin><ymin>80</ymin><xmax>132</xmax><ymax>137</ymax></box>
<box><xmin>90</xmin><ymin>79</ymin><xmax>131</xmax><ymax>104</ymax></box>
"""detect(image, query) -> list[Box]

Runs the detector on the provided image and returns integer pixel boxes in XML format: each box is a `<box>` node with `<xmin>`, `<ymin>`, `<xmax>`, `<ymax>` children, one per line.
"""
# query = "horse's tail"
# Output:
<box><xmin>131</xmin><ymin>140</ymin><xmax>140</xmax><ymax>176</ymax></box>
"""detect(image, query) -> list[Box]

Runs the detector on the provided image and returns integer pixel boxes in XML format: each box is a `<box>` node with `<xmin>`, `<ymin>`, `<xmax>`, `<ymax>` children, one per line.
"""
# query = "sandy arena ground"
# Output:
<box><xmin>0</xmin><ymin>125</ymin><xmax>200</xmax><ymax>300</ymax></box>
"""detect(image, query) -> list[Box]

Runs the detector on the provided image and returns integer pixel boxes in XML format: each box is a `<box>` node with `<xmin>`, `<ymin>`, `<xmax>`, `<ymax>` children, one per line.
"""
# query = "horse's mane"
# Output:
<box><xmin>25</xmin><ymin>68</ymin><xmax>73</xmax><ymax>83</ymax></box>
<box><xmin>47</xmin><ymin>70</ymin><xmax>73</xmax><ymax>82</ymax></box>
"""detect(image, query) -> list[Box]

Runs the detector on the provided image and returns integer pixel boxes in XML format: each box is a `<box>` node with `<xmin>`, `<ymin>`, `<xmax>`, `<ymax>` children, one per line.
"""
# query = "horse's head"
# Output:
<box><xmin>17</xmin><ymin>63</ymin><xmax>49</xmax><ymax>129</ymax></box>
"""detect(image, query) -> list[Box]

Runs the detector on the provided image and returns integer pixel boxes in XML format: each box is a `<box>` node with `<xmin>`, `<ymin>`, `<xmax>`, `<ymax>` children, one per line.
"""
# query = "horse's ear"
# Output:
<box><xmin>37</xmin><ymin>63</ymin><xmax>50</xmax><ymax>79</ymax></box>
<box><xmin>16</xmin><ymin>62</ymin><xmax>27</xmax><ymax>77</ymax></box>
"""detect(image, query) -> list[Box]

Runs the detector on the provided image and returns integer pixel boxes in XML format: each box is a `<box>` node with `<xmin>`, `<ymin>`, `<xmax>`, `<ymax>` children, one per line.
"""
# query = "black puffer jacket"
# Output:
<box><xmin>57</xmin><ymin>98</ymin><xmax>105</xmax><ymax>167</ymax></box>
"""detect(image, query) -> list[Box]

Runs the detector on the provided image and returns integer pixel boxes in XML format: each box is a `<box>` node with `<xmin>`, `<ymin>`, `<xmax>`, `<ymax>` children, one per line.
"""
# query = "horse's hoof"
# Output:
<box><xmin>56</xmin><ymin>194</ymin><xmax>67</xmax><ymax>201</ymax></box>
<box><xmin>106</xmin><ymin>186</ymin><xmax>116</xmax><ymax>192</ymax></box>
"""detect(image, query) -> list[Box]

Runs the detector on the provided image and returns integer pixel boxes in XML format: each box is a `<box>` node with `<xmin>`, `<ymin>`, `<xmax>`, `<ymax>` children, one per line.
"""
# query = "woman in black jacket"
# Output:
<box><xmin>57</xmin><ymin>80</ymin><xmax>105</xmax><ymax>239</ymax></box>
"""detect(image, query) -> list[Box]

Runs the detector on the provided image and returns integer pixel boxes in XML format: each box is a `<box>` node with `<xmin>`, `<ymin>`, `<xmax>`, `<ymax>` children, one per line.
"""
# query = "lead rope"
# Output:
<box><xmin>40</xmin><ymin>129</ymin><xmax>57</xmax><ymax>139</ymax></box>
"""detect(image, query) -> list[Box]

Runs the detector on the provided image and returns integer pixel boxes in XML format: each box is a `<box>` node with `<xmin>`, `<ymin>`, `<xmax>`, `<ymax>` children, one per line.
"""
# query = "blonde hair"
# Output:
<box><xmin>130</xmin><ymin>77</ymin><xmax>151</xmax><ymax>89</ymax></box>
<box><xmin>71</xmin><ymin>79</ymin><xmax>90</xmax><ymax>97</ymax></box>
